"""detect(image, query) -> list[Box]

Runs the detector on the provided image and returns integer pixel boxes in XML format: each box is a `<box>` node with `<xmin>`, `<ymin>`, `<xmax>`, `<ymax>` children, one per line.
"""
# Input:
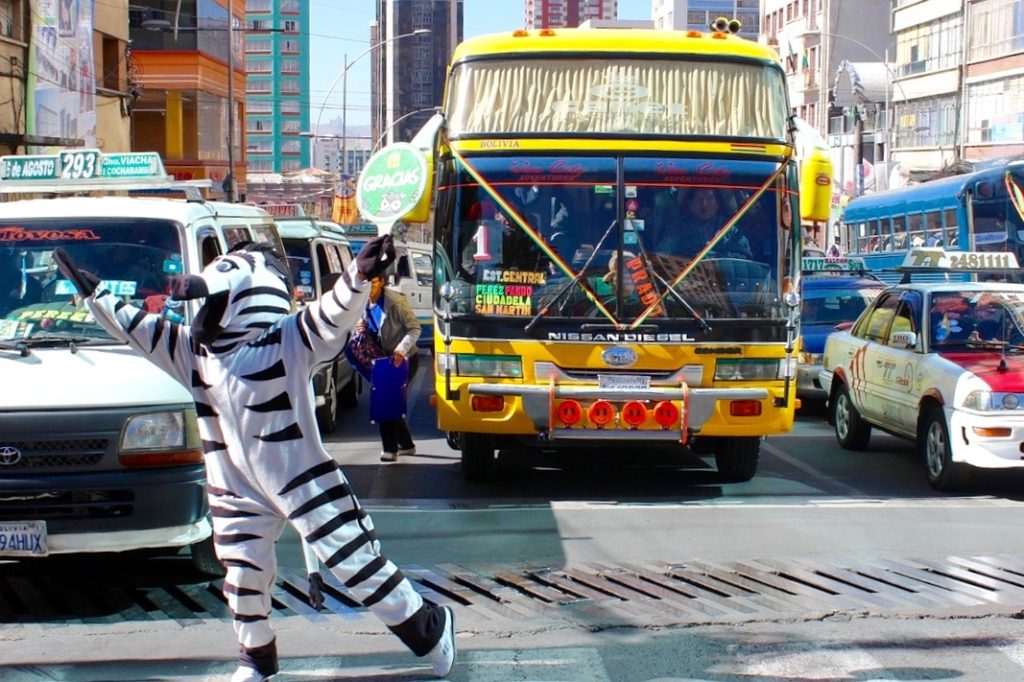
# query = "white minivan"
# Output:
<box><xmin>0</xmin><ymin>165</ymin><xmax>286</xmax><ymax>575</ymax></box>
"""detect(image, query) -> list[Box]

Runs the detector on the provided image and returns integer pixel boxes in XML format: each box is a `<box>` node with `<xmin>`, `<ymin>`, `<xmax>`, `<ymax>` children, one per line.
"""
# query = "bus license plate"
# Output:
<box><xmin>598</xmin><ymin>374</ymin><xmax>650</xmax><ymax>391</ymax></box>
<box><xmin>0</xmin><ymin>521</ymin><xmax>47</xmax><ymax>556</ymax></box>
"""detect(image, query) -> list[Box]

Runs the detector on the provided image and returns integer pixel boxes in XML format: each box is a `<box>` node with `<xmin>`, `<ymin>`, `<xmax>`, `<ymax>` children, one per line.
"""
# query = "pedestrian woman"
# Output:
<box><xmin>357</xmin><ymin>274</ymin><xmax>421</xmax><ymax>462</ymax></box>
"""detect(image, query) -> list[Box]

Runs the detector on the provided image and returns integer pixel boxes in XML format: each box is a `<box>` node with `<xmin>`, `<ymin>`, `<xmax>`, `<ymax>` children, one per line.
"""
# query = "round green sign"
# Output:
<box><xmin>356</xmin><ymin>142</ymin><xmax>428</xmax><ymax>225</ymax></box>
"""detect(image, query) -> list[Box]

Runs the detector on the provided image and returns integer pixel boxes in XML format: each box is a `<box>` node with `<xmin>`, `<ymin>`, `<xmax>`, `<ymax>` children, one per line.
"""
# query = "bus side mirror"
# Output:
<box><xmin>799</xmin><ymin>146</ymin><xmax>832</xmax><ymax>223</ymax></box>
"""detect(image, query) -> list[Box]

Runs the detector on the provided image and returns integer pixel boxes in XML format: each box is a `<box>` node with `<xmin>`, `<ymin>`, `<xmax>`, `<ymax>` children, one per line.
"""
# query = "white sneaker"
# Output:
<box><xmin>397</xmin><ymin>445</ymin><xmax>417</xmax><ymax>456</ymax></box>
<box><xmin>230</xmin><ymin>665</ymin><xmax>269</xmax><ymax>682</ymax></box>
<box><xmin>429</xmin><ymin>605</ymin><xmax>456</xmax><ymax>678</ymax></box>
<box><xmin>380</xmin><ymin>451</ymin><xmax>398</xmax><ymax>462</ymax></box>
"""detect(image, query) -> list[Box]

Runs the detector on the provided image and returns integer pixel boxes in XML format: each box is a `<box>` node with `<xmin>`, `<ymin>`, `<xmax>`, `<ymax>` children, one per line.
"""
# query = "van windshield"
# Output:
<box><xmin>0</xmin><ymin>218</ymin><xmax>183</xmax><ymax>343</ymax></box>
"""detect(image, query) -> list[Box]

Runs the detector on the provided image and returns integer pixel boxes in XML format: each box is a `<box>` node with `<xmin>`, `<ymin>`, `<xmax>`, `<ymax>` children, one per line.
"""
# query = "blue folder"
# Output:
<box><xmin>369</xmin><ymin>357</ymin><xmax>409</xmax><ymax>423</ymax></box>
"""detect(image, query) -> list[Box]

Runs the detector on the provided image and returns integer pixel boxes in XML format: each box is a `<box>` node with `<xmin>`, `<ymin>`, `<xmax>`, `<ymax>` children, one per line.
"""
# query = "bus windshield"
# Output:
<box><xmin>435</xmin><ymin>155</ymin><xmax>787</xmax><ymax>329</ymax></box>
<box><xmin>446</xmin><ymin>57</ymin><xmax>787</xmax><ymax>139</ymax></box>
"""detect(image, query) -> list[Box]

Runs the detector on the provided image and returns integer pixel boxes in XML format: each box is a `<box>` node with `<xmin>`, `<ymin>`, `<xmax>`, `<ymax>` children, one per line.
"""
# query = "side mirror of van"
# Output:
<box><xmin>397</xmin><ymin>255</ymin><xmax>411</xmax><ymax>279</ymax></box>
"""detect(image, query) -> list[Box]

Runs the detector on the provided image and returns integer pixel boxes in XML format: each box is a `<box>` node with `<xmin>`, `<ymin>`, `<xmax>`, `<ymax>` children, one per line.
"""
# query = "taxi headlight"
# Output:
<box><xmin>715</xmin><ymin>358</ymin><xmax>784</xmax><ymax>381</ymax></box>
<box><xmin>121</xmin><ymin>410</ymin><xmax>187</xmax><ymax>451</ymax></box>
<box><xmin>962</xmin><ymin>391</ymin><xmax>1024</xmax><ymax>411</ymax></box>
<box><xmin>439</xmin><ymin>353</ymin><xmax>523</xmax><ymax>378</ymax></box>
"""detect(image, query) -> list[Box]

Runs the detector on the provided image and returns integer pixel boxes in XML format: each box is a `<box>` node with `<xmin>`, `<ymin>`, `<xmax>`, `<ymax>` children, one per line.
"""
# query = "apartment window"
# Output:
<box><xmin>282</xmin><ymin>140</ymin><xmax>300</xmax><ymax>153</ymax></box>
<box><xmin>0</xmin><ymin>0</ymin><xmax>15</xmax><ymax>38</ymax></box>
<box><xmin>249</xmin><ymin>159</ymin><xmax>273</xmax><ymax>172</ymax></box>
<box><xmin>246</xmin><ymin>0</ymin><xmax>271</xmax><ymax>11</ymax></box>
<box><xmin>248</xmin><ymin>118</ymin><xmax>272</xmax><ymax>132</ymax></box>
<box><xmin>248</xmin><ymin>101</ymin><xmax>272</xmax><ymax>114</ymax></box>
<box><xmin>281</xmin><ymin>79</ymin><xmax>299</xmax><ymax>93</ymax></box>
<box><xmin>281</xmin><ymin>0</ymin><xmax>300</xmax><ymax>12</ymax></box>
<box><xmin>896</xmin><ymin>14</ymin><xmax>963</xmax><ymax>77</ymax></box>
<box><xmin>968</xmin><ymin>0</ymin><xmax>1024</xmax><ymax>62</ymax></box>
<box><xmin>246</xmin><ymin>59</ymin><xmax>272</xmax><ymax>73</ymax></box>
<box><xmin>282</xmin><ymin>39</ymin><xmax>299</xmax><ymax>53</ymax></box>
<box><xmin>248</xmin><ymin>19</ymin><xmax>268</xmax><ymax>30</ymax></box>
<box><xmin>894</xmin><ymin>95</ymin><xmax>958</xmax><ymax>147</ymax></box>
<box><xmin>283</xmin><ymin>20</ymin><xmax>297</xmax><ymax>32</ymax></box>
<box><xmin>282</xmin><ymin>160</ymin><xmax>302</xmax><ymax>172</ymax></box>
<box><xmin>281</xmin><ymin>59</ymin><xmax>300</xmax><ymax>74</ymax></box>
<box><xmin>967</xmin><ymin>76</ymin><xmax>1024</xmax><ymax>144</ymax></box>
<box><xmin>280</xmin><ymin>101</ymin><xmax>300</xmax><ymax>114</ymax></box>
<box><xmin>247</xmin><ymin>79</ymin><xmax>272</xmax><ymax>93</ymax></box>
<box><xmin>282</xmin><ymin>119</ymin><xmax>301</xmax><ymax>133</ymax></box>
<box><xmin>101</xmin><ymin>36</ymin><xmax>123</xmax><ymax>91</ymax></box>
<box><xmin>247</xmin><ymin>38</ymin><xmax>271</xmax><ymax>52</ymax></box>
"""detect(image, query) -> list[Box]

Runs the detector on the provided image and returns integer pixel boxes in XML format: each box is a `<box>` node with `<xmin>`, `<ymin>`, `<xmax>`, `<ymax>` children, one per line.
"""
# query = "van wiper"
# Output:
<box><xmin>524</xmin><ymin>219</ymin><xmax>618</xmax><ymax>335</ymax></box>
<box><xmin>0</xmin><ymin>339</ymin><xmax>31</xmax><ymax>357</ymax></box>
<box><xmin>21</xmin><ymin>333</ymin><xmax>114</xmax><ymax>354</ymax></box>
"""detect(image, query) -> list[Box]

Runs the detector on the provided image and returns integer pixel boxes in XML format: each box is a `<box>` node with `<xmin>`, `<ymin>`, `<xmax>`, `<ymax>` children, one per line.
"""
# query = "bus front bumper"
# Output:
<box><xmin>441</xmin><ymin>383</ymin><xmax>782</xmax><ymax>441</ymax></box>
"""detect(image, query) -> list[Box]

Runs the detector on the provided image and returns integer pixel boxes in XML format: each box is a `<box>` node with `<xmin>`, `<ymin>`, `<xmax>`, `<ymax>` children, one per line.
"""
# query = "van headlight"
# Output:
<box><xmin>121</xmin><ymin>410</ymin><xmax>187</xmax><ymax>450</ymax></box>
<box><xmin>715</xmin><ymin>358</ymin><xmax>787</xmax><ymax>381</ymax></box>
<box><xmin>438</xmin><ymin>353</ymin><xmax>523</xmax><ymax>378</ymax></box>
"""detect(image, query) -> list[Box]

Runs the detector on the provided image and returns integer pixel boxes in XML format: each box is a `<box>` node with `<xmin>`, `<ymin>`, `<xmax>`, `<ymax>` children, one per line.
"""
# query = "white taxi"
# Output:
<box><xmin>819</xmin><ymin>249</ymin><xmax>1024</xmax><ymax>491</ymax></box>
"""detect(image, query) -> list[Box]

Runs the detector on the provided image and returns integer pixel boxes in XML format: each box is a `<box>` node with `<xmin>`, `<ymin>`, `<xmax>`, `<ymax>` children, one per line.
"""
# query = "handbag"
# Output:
<box><xmin>344</xmin><ymin>309</ymin><xmax>386</xmax><ymax>381</ymax></box>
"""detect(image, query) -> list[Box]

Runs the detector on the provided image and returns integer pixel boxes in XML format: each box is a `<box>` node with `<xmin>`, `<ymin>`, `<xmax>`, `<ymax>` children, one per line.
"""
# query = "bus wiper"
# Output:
<box><xmin>646</xmin><ymin>267</ymin><xmax>712</xmax><ymax>334</ymax></box>
<box><xmin>524</xmin><ymin>219</ymin><xmax>618</xmax><ymax>335</ymax></box>
<box><xmin>635</xmin><ymin>239</ymin><xmax>712</xmax><ymax>334</ymax></box>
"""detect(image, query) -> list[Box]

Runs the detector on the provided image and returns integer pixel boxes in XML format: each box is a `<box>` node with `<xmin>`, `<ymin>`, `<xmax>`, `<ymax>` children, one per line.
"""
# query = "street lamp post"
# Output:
<box><xmin>312</xmin><ymin>29</ymin><xmax>429</xmax><ymax>178</ymax></box>
<box><xmin>371</xmin><ymin>107</ymin><xmax>440</xmax><ymax>153</ymax></box>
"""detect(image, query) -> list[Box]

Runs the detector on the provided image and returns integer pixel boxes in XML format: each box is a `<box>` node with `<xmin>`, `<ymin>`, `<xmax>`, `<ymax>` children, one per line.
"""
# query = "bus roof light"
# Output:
<box><xmin>512</xmin><ymin>29</ymin><xmax>528</xmax><ymax>37</ymax></box>
<box><xmin>687</xmin><ymin>30</ymin><xmax>702</xmax><ymax>37</ymax></box>
<box><xmin>539</xmin><ymin>29</ymin><xmax>556</xmax><ymax>36</ymax></box>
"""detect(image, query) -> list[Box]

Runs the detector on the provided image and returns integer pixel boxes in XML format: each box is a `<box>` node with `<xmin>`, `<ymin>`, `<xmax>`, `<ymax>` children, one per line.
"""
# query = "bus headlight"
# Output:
<box><xmin>715</xmin><ymin>358</ymin><xmax>784</xmax><ymax>381</ymax></box>
<box><xmin>439</xmin><ymin>353</ymin><xmax>523</xmax><ymax>378</ymax></box>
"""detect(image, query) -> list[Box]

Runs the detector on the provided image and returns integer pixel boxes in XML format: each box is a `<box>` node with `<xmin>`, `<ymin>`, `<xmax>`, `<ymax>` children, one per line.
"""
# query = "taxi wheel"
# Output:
<box><xmin>833</xmin><ymin>384</ymin><xmax>871</xmax><ymax>450</ymax></box>
<box><xmin>922</xmin><ymin>407</ymin><xmax>971</xmax><ymax>491</ymax></box>
<box><xmin>461</xmin><ymin>433</ymin><xmax>496</xmax><ymax>482</ymax></box>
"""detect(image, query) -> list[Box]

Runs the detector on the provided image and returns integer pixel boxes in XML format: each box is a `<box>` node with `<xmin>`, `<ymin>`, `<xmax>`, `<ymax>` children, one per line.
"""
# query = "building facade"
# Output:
<box><xmin>525</xmin><ymin>0</ymin><xmax>618</xmax><ymax>28</ymax></box>
<box><xmin>371</xmin><ymin>0</ymin><xmax>462</xmax><ymax>150</ymax></box>
<box><xmin>311</xmin><ymin>136</ymin><xmax>372</xmax><ymax>177</ymax></box>
<box><xmin>245</xmin><ymin>0</ymin><xmax>310</xmax><ymax>173</ymax></box>
<box><xmin>960</xmin><ymin>0</ymin><xmax>1023</xmax><ymax>164</ymax></box>
<box><xmin>129</xmin><ymin>0</ymin><xmax>245</xmax><ymax>199</ymax></box>
<box><xmin>652</xmin><ymin>0</ymin><xmax>760</xmax><ymax>39</ymax></box>
<box><xmin>0</xmin><ymin>0</ymin><xmax>131</xmax><ymax>154</ymax></box>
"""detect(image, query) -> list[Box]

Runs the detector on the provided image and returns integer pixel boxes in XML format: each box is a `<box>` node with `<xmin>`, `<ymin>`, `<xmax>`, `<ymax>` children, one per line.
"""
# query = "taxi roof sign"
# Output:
<box><xmin>801</xmin><ymin>256</ymin><xmax>867</xmax><ymax>273</ymax></box>
<box><xmin>0</xmin><ymin>149</ymin><xmax>211</xmax><ymax>196</ymax></box>
<box><xmin>897</xmin><ymin>248</ymin><xmax>1020</xmax><ymax>282</ymax></box>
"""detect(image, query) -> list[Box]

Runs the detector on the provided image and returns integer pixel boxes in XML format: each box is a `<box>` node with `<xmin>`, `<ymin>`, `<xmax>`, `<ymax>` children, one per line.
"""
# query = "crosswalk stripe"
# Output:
<box><xmin>464</xmin><ymin>646</ymin><xmax>611</xmax><ymax>682</ymax></box>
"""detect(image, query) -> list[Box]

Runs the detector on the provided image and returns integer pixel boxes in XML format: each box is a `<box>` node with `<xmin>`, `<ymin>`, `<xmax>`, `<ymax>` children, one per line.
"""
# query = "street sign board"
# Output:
<box><xmin>356</xmin><ymin>143</ymin><xmax>428</xmax><ymax>226</ymax></box>
<box><xmin>101</xmin><ymin>153</ymin><xmax>165</xmax><ymax>178</ymax></box>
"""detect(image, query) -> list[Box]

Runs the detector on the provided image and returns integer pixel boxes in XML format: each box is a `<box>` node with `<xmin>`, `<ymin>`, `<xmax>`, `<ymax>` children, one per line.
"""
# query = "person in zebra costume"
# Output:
<box><xmin>53</xmin><ymin>235</ymin><xmax>456</xmax><ymax>682</ymax></box>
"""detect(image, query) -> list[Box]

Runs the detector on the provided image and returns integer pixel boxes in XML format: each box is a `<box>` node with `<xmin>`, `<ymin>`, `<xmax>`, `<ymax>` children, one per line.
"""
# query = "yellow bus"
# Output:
<box><xmin>421</xmin><ymin>22</ymin><xmax>831</xmax><ymax>481</ymax></box>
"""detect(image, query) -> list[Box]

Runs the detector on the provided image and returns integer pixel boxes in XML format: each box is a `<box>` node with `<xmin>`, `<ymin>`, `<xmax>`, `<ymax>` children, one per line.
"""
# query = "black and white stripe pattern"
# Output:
<box><xmin>84</xmin><ymin>248</ymin><xmax>446</xmax><ymax>678</ymax></box>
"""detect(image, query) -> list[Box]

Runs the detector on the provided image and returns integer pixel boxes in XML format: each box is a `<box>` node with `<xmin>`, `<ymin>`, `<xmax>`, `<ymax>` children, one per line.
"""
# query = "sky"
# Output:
<box><xmin>309</xmin><ymin>0</ymin><xmax>652</xmax><ymax>132</ymax></box>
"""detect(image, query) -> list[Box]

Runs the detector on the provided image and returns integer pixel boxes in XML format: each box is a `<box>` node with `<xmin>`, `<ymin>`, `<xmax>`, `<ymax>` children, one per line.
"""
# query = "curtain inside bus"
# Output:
<box><xmin>446</xmin><ymin>58</ymin><xmax>787</xmax><ymax>140</ymax></box>
<box><xmin>434</xmin><ymin>155</ymin><xmax>787</xmax><ymax>329</ymax></box>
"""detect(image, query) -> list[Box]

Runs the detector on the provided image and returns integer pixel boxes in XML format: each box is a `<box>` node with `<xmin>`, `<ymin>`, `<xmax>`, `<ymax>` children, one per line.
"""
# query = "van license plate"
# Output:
<box><xmin>598</xmin><ymin>374</ymin><xmax>650</xmax><ymax>391</ymax></box>
<box><xmin>0</xmin><ymin>521</ymin><xmax>47</xmax><ymax>556</ymax></box>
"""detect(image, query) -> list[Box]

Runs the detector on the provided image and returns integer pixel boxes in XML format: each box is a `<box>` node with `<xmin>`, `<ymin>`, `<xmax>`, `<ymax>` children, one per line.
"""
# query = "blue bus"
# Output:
<box><xmin>840</xmin><ymin>159</ymin><xmax>1024</xmax><ymax>282</ymax></box>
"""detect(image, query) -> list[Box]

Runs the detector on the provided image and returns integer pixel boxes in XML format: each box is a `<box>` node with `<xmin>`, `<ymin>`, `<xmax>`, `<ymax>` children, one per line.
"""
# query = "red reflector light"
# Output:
<box><xmin>471</xmin><ymin>395</ymin><xmax>505</xmax><ymax>412</ymax></box>
<box><xmin>621</xmin><ymin>400</ymin><xmax>647</xmax><ymax>427</ymax></box>
<box><xmin>729</xmin><ymin>400</ymin><xmax>762</xmax><ymax>417</ymax></box>
<box><xmin>588</xmin><ymin>400</ymin><xmax>615</xmax><ymax>426</ymax></box>
<box><xmin>118</xmin><ymin>449</ymin><xmax>203</xmax><ymax>468</ymax></box>
<box><xmin>556</xmin><ymin>400</ymin><xmax>583</xmax><ymax>425</ymax></box>
<box><xmin>653</xmin><ymin>400</ymin><xmax>680</xmax><ymax>427</ymax></box>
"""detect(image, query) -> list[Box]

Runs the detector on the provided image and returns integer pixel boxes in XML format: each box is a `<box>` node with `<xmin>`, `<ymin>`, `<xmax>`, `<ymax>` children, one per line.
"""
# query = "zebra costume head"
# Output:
<box><xmin>170</xmin><ymin>242</ymin><xmax>292</xmax><ymax>350</ymax></box>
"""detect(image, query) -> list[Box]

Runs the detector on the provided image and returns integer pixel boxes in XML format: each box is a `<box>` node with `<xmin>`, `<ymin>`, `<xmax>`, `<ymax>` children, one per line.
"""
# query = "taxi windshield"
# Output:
<box><xmin>0</xmin><ymin>219</ymin><xmax>183</xmax><ymax>343</ymax></box>
<box><xmin>929</xmin><ymin>290</ymin><xmax>1024</xmax><ymax>348</ymax></box>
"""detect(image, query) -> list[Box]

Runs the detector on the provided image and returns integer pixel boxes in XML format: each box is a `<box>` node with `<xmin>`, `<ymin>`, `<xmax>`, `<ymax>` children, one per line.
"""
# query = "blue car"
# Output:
<box><xmin>797</xmin><ymin>274</ymin><xmax>886</xmax><ymax>401</ymax></box>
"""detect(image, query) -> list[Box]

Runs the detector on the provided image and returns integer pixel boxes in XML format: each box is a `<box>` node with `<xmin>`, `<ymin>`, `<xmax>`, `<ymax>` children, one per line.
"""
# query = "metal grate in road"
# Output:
<box><xmin>4</xmin><ymin>554</ymin><xmax>1024</xmax><ymax>626</ymax></box>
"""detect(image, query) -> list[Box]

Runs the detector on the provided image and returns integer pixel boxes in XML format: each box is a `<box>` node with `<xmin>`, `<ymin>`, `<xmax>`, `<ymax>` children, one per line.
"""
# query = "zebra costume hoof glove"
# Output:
<box><xmin>429</xmin><ymin>606</ymin><xmax>457</xmax><ymax>678</ymax></box>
